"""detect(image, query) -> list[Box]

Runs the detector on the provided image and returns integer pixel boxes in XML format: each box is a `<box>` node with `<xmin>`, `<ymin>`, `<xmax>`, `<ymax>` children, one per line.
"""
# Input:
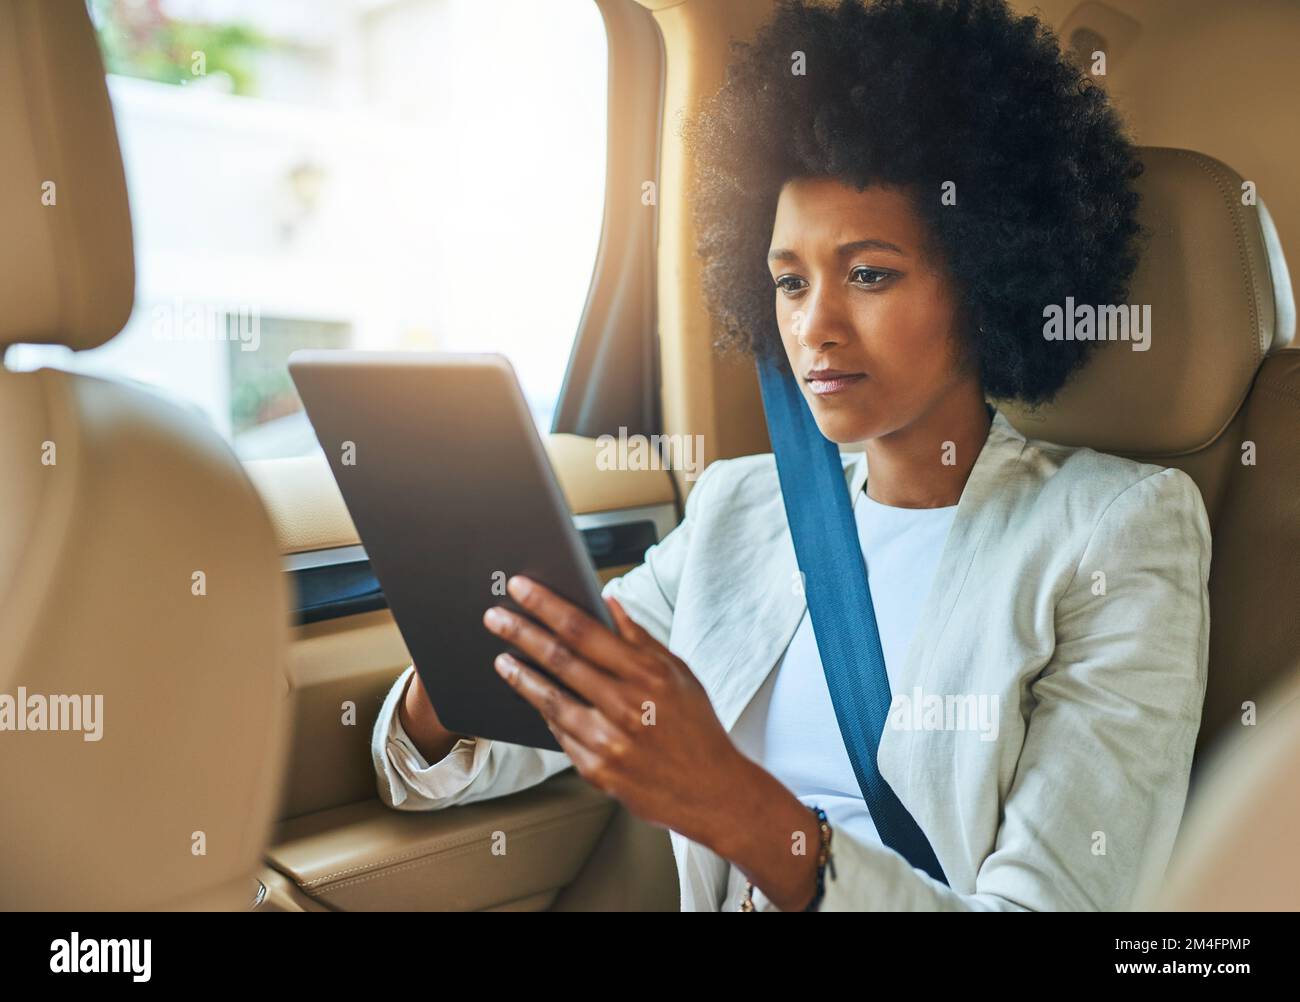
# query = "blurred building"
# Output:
<box><xmin>8</xmin><ymin>0</ymin><xmax>607</xmax><ymax>459</ymax></box>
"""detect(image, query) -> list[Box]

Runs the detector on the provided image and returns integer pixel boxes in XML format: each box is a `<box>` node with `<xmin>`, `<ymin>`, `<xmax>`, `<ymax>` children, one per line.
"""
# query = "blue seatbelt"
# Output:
<box><xmin>756</xmin><ymin>356</ymin><xmax>948</xmax><ymax>885</ymax></box>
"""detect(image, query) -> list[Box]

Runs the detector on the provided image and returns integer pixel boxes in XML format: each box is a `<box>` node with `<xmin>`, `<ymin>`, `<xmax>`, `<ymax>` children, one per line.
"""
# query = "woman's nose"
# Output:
<box><xmin>792</xmin><ymin>289</ymin><xmax>848</xmax><ymax>350</ymax></box>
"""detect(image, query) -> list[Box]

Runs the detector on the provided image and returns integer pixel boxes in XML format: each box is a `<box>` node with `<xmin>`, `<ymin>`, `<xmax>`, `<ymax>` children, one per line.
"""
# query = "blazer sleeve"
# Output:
<box><xmin>812</xmin><ymin>466</ymin><xmax>1212</xmax><ymax>911</ymax></box>
<box><xmin>371</xmin><ymin>461</ymin><xmax>723</xmax><ymax>811</ymax></box>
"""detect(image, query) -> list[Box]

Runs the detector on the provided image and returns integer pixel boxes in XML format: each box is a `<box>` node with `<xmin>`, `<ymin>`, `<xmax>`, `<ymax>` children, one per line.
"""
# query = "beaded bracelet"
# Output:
<box><xmin>738</xmin><ymin>804</ymin><xmax>835</xmax><ymax>911</ymax></box>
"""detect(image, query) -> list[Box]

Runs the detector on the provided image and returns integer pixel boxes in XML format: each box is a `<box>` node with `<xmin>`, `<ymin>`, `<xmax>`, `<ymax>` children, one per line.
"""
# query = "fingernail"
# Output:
<box><xmin>507</xmin><ymin>576</ymin><xmax>531</xmax><ymax>600</ymax></box>
<box><xmin>494</xmin><ymin>653</ymin><xmax>517</xmax><ymax>679</ymax></box>
<box><xmin>484</xmin><ymin>607</ymin><xmax>506</xmax><ymax>629</ymax></box>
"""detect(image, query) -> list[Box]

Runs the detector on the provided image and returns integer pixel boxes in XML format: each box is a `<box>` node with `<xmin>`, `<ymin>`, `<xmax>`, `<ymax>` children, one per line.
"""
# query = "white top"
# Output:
<box><xmin>721</xmin><ymin>486</ymin><xmax>957</xmax><ymax>910</ymax></box>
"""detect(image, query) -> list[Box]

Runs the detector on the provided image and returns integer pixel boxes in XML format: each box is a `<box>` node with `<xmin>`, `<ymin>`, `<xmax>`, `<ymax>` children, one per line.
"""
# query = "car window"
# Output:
<box><xmin>7</xmin><ymin>0</ymin><xmax>607</xmax><ymax>460</ymax></box>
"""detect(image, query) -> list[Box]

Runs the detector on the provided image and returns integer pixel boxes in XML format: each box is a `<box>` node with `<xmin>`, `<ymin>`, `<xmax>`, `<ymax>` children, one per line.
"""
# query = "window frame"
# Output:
<box><xmin>550</xmin><ymin>0</ymin><xmax>666</xmax><ymax>441</ymax></box>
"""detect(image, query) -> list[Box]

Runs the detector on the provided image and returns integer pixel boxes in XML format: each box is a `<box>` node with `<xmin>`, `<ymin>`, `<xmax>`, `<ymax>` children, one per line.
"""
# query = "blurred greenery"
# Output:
<box><xmin>228</xmin><ymin>317</ymin><xmax>350</xmax><ymax>434</ymax></box>
<box><xmin>91</xmin><ymin>0</ymin><xmax>270</xmax><ymax>95</ymax></box>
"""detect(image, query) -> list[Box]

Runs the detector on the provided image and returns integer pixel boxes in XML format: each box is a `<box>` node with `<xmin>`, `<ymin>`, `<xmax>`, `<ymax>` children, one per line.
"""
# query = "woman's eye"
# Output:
<box><xmin>850</xmin><ymin>265</ymin><xmax>893</xmax><ymax>287</ymax></box>
<box><xmin>774</xmin><ymin>275</ymin><xmax>806</xmax><ymax>295</ymax></box>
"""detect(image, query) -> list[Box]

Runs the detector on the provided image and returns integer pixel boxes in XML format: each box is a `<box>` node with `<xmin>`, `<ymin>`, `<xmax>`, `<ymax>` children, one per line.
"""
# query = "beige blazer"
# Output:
<box><xmin>372</xmin><ymin>408</ymin><xmax>1212</xmax><ymax>911</ymax></box>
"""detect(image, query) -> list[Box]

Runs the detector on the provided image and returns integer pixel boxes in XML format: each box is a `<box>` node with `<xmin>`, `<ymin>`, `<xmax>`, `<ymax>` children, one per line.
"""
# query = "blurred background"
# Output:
<box><xmin>6</xmin><ymin>0</ymin><xmax>607</xmax><ymax>459</ymax></box>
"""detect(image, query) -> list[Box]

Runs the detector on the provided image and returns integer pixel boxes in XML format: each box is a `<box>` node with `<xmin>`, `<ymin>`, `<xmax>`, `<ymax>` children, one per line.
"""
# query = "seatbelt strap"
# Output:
<box><xmin>756</xmin><ymin>356</ymin><xmax>949</xmax><ymax>885</ymax></box>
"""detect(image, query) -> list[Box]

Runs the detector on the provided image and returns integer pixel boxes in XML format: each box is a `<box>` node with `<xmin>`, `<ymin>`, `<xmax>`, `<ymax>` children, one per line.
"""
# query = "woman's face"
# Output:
<box><xmin>767</xmin><ymin>177</ymin><xmax>977</xmax><ymax>444</ymax></box>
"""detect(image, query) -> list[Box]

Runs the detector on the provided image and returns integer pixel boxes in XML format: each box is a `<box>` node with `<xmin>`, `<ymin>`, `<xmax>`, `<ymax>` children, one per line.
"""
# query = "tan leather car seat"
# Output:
<box><xmin>1145</xmin><ymin>667</ymin><xmax>1300</xmax><ymax>911</ymax></box>
<box><xmin>997</xmin><ymin>147</ymin><xmax>1297</xmax><ymax>761</ymax></box>
<box><xmin>0</xmin><ymin>0</ymin><xmax>291</xmax><ymax>910</ymax></box>
<box><xmin>994</xmin><ymin>148</ymin><xmax>1298</xmax><ymax>908</ymax></box>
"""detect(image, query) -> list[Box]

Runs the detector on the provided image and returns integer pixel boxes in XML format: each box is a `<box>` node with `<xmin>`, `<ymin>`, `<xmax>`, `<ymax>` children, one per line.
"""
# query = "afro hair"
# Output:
<box><xmin>682</xmin><ymin>0</ymin><xmax>1145</xmax><ymax>405</ymax></box>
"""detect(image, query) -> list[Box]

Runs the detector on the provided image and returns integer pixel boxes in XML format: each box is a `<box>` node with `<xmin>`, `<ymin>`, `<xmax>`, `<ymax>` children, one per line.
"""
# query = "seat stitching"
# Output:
<box><xmin>1250</xmin><ymin>380</ymin><xmax>1300</xmax><ymax>408</ymax></box>
<box><xmin>1168</xmin><ymin>150</ymin><xmax>1264</xmax><ymax>375</ymax></box>
<box><xmin>292</xmin><ymin>799</ymin><xmax>612</xmax><ymax>887</ymax></box>
<box><xmin>301</xmin><ymin>807</ymin><xmax>612</xmax><ymax>896</ymax></box>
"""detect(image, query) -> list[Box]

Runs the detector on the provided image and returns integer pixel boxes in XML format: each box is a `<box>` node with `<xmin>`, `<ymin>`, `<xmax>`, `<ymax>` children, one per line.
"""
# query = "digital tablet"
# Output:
<box><xmin>289</xmin><ymin>350</ymin><xmax>613</xmax><ymax>751</ymax></box>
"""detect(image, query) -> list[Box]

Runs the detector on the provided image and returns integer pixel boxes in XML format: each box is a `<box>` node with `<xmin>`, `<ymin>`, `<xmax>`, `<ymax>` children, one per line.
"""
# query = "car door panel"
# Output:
<box><xmin>268</xmin><ymin>773</ymin><xmax>614</xmax><ymax>912</ymax></box>
<box><xmin>246</xmin><ymin>434</ymin><xmax>682</xmax><ymax>911</ymax></box>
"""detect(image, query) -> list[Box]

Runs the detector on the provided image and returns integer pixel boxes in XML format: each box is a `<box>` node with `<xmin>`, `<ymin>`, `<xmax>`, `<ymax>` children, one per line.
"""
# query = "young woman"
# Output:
<box><xmin>371</xmin><ymin>0</ymin><xmax>1211</xmax><ymax>911</ymax></box>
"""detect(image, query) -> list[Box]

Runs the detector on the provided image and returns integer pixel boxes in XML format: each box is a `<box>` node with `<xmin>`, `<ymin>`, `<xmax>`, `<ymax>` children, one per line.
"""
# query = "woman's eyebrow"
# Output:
<box><xmin>767</xmin><ymin>237</ymin><xmax>908</xmax><ymax>264</ymax></box>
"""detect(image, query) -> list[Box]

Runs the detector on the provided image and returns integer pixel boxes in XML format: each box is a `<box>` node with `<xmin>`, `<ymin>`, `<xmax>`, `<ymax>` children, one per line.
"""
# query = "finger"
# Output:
<box><xmin>533</xmin><ymin>706</ymin><xmax>624</xmax><ymax>795</ymax></box>
<box><xmin>506</xmin><ymin>576</ymin><xmax>652</xmax><ymax>683</ymax></box>
<box><xmin>484</xmin><ymin>607</ymin><xmax>638</xmax><ymax>726</ymax></box>
<box><xmin>541</xmin><ymin>702</ymin><xmax>634</xmax><ymax>799</ymax></box>
<box><xmin>544</xmin><ymin>717</ymin><xmax>612</xmax><ymax>792</ymax></box>
<box><xmin>499</xmin><ymin>655</ymin><xmax>637</xmax><ymax>802</ymax></box>
<box><xmin>494</xmin><ymin>652</ymin><xmax>606</xmax><ymax>742</ymax></box>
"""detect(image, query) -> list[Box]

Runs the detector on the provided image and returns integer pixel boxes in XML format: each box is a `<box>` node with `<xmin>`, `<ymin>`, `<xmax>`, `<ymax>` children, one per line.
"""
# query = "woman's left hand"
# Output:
<box><xmin>483</xmin><ymin>575</ymin><xmax>753</xmax><ymax>849</ymax></box>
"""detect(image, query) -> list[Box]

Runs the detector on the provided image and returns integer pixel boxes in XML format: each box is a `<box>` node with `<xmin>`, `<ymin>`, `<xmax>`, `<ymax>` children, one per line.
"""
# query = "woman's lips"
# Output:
<box><xmin>806</xmin><ymin>372</ymin><xmax>867</xmax><ymax>395</ymax></box>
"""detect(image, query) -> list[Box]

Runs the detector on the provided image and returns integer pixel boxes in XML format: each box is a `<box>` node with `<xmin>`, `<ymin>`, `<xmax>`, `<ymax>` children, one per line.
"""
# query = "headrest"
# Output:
<box><xmin>997</xmin><ymin>147</ymin><xmax>1291</xmax><ymax>454</ymax></box>
<box><xmin>0</xmin><ymin>0</ymin><xmax>134</xmax><ymax>352</ymax></box>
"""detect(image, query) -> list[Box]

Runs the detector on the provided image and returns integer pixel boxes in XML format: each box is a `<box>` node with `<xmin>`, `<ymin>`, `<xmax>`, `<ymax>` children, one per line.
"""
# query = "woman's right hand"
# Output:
<box><xmin>397</xmin><ymin>669</ymin><xmax>466</xmax><ymax>764</ymax></box>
